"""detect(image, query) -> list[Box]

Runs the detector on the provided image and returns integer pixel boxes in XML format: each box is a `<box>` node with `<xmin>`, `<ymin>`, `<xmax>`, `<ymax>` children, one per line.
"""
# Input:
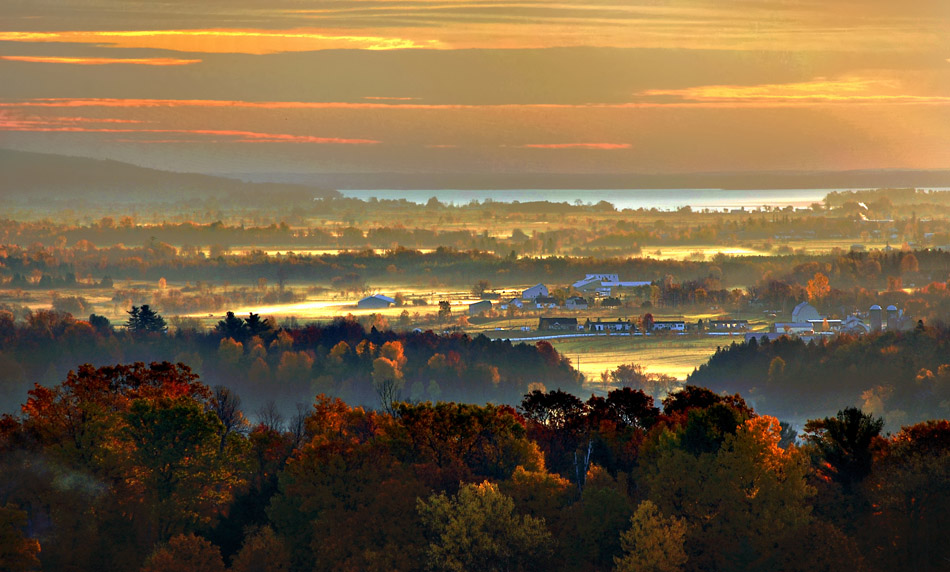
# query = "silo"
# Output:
<box><xmin>869</xmin><ymin>305</ymin><xmax>883</xmax><ymax>332</ymax></box>
<box><xmin>886</xmin><ymin>305</ymin><xmax>898</xmax><ymax>331</ymax></box>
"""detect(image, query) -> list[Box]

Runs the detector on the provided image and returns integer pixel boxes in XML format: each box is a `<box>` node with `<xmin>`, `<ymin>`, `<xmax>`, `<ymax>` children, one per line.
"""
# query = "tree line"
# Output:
<box><xmin>1</xmin><ymin>364</ymin><xmax>946</xmax><ymax>571</ymax></box>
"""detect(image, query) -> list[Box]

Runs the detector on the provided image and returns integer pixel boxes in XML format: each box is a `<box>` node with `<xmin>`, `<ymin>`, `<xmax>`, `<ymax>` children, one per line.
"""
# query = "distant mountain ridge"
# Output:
<box><xmin>0</xmin><ymin>149</ymin><xmax>340</xmax><ymax>203</ymax></box>
<box><xmin>233</xmin><ymin>170</ymin><xmax>950</xmax><ymax>191</ymax></box>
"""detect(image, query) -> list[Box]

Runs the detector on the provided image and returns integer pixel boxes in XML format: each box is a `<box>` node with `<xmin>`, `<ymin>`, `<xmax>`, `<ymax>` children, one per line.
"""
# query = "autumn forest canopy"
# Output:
<box><xmin>2</xmin><ymin>358</ymin><xmax>950</xmax><ymax>572</ymax></box>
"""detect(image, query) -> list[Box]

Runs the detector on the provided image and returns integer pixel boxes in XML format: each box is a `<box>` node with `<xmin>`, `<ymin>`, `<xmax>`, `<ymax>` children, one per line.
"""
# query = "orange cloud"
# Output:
<box><xmin>520</xmin><ymin>143</ymin><xmax>631</xmax><ymax>149</ymax></box>
<box><xmin>0</xmin><ymin>123</ymin><xmax>379</xmax><ymax>144</ymax></box>
<box><xmin>0</xmin><ymin>29</ymin><xmax>440</xmax><ymax>55</ymax></box>
<box><xmin>640</xmin><ymin>77</ymin><xmax>950</xmax><ymax>105</ymax></box>
<box><xmin>0</xmin><ymin>55</ymin><xmax>200</xmax><ymax>65</ymax></box>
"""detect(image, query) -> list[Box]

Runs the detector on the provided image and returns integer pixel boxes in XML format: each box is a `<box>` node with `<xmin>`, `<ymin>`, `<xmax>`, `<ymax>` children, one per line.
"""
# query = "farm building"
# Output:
<box><xmin>807</xmin><ymin>319</ymin><xmax>842</xmax><ymax>332</ymax></box>
<box><xmin>771</xmin><ymin>322</ymin><xmax>814</xmax><ymax>335</ymax></box>
<box><xmin>357</xmin><ymin>294</ymin><xmax>395</xmax><ymax>309</ymax></box>
<box><xmin>652</xmin><ymin>320</ymin><xmax>686</xmax><ymax>332</ymax></box>
<box><xmin>499</xmin><ymin>298</ymin><xmax>523</xmax><ymax>310</ymax></box>
<box><xmin>522</xmin><ymin>283</ymin><xmax>549</xmax><ymax>299</ymax></box>
<box><xmin>745</xmin><ymin>332</ymin><xmax>820</xmax><ymax>344</ymax></box>
<box><xmin>468</xmin><ymin>300</ymin><xmax>492</xmax><ymax>315</ymax></box>
<box><xmin>791</xmin><ymin>301</ymin><xmax>821</xmax><ymax>323</ymax></box>
<box><xmin>587</xmin><ymin>318</ymin><xmax>633</xmax><ymax>332</ymax></box>
<box><xmin>538</xmin><ymin>317</ymin><xmax>580</xmax><ymax>331</ymax></box>
<box><xmin>572</xmin><ymin>274</ymin><xmax>651</xmax><ymax>296</ymax></box>
<box><xmin>707</xmin><ymin>319</ymin><xmax>749</xmax><ymax>331</ymax></box>
<box><xmin>841</xmin><ymin>315</ymin><xmax>869</xmax><ymax>335</ymax></box>
<box><xmin>565</xmin><ymin>296</ymin><xmax>588</xmax><ymax>310</ymax></box>
<box><xmin>534</xmin><ymin>296</ymin><xmax>559</xmax><ymax>309</ymax></box>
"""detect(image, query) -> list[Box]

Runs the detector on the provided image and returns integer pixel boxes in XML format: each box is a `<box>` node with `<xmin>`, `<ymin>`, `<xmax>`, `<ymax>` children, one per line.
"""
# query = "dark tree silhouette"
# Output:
<box><xmin>127</xmin><ymin>304</ymin><xmax>166</xmax><ymax>334</ymax></box>
<box><xmin>804</xmin><ymin>407</ymin><xmax>884</xmax><ymax>490</ymax></box>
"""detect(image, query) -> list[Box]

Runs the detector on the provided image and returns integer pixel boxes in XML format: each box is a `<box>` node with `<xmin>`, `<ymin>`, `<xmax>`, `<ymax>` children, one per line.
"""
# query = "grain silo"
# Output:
<box><xmin>886</xmin><ymin>305</ymin><xmax>898</xmax><ymax>331</ymax></box>
<box><xmin>869</xmin><ymin>304</ymin><xmax>883</xmax><ymax>332</ymax></box>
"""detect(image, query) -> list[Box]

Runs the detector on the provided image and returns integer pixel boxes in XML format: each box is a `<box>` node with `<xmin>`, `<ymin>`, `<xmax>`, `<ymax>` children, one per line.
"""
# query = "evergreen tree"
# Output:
<box><xmin>128</xmin><ymin>304</ymin><xmax>167</xmax><ymax>334</ymax></box>
<box><xmin>216</xmin><ymin>311</ymin><xmax>247</xmax><ymax>340</ymax></box>
<box><xmin>244</xmin><ymin>312</ymin><xmax>272</xmax><ymax>338</ymax></box>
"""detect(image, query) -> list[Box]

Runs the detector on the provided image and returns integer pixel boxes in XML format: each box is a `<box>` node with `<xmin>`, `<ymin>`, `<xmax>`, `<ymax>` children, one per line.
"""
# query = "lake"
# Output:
<box><xmin>340</xmin><ymin>188</ymin><xmax>833</xmax><ymax>211</ymax></box>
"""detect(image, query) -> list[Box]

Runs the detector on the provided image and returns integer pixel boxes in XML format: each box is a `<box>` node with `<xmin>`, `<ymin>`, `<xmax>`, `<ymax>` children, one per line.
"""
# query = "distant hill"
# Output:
<box><xmin>0</xmin><ymin>149</ymin><xmax>340</xmax><ymax>204</ymax></box>
<box><xmin>236</xmin><ymin>170</ymin><xmax>950</xmax><ymax>191</ymax></box>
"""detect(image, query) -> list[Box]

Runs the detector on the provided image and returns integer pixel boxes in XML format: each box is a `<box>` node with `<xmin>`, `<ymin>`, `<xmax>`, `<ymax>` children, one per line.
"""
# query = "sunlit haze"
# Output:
<box><xmin>2</xmin><ymin>0</ymin><xmax>948</xmax><ymax>175</ymax></box>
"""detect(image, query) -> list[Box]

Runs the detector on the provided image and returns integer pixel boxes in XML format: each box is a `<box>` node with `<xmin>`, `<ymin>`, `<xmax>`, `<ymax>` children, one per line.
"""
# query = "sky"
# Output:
<box><xmin>1</xmin><ymin>0</ymin><xmax>948</xmax><ymax>176</ymax></box>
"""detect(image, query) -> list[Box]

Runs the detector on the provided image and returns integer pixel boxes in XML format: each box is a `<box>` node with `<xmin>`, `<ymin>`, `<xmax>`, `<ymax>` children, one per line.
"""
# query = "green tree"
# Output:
<box><xmin>767</xmin><ymin>356</ymin><xmax>785</xmax><ymax>382</ymax></box>
<box><xmin>615</xmin><ymin>501</ymin><xmax>687</xmax><ymax>572</ymax></box>
<box><xmin>417</xmin><ymin>481</ymin><xmax>553</xmax><ymax>572</ymax></box>
<box><xmin>642</xmin><ymin>415</ymin><xmax>813</xmax><ymax>571</ymax></box>
<box><xmin>438</xmin><ymin>300</ymin><xmax>452</xmax><ymax>325</ymax></box>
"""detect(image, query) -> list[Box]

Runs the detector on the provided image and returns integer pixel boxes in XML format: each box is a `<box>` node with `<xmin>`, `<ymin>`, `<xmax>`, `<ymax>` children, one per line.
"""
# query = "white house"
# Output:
<box><xmin>499</xmin><ymin>298</ymin><xmax>523</xmax><ymax>311</ymax></box>
<box><xmin>587</xmin><ymin>318</ymin><xmax>633</xmax><ymax>332</ymax></box>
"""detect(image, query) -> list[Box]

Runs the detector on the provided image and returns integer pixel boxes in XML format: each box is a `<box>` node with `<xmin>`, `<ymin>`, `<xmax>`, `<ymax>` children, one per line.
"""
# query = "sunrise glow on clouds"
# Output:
<box><xmin>0</xmin><ymin>55</ymin><xmax>201</xmax><ymax>66</ymax></box>
<box><xmin>519</xmin><ymin>143</ymin><xmax>631</xmax><ymax>150</ymax></box>
<box><xmin>0</xmin><ymin>29</ymin><xmax>440</xmax><ymax>54</ymax></box>
<box><xmin>0</xmin><ymin>0</ymin><xmax>947</xmax><ymax>173</ymax></box>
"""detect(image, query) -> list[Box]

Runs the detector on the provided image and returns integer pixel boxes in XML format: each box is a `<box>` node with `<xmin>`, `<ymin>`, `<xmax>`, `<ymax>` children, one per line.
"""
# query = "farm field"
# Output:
<box><xmin>498</xmin><ymin>333</ymin><xmax>737</xmax><ymax>386</ymax></box>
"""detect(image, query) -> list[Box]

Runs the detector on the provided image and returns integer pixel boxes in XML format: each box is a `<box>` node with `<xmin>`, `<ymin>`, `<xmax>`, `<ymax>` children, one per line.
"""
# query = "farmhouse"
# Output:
<box><xmin>499</xmin><ymin>298</ymin><xmax>523</xmax><ymax>310</ymax></box>
<box><xmin>468</xmin><ymin>300</ymin><xmax>492</xmax><ymax>316</ymax></box>
<box><xmin>534</xmin><ymin>296</ymin><xmax>559</xmax><ymax>309</ymax></box>
<box><xmin>357</xmin><ymin>294</ymin><xmax>395</xmax><ymax>309</ymax></box>
<box><xmin>587</xmin><ymin>318</ymin><xmax>633</xmax><ymax>332</ymax></box>
<box><xmin>538</xmin><ymin>317</ymin><xmax>579</xmax><ymax>331</ymax></box>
